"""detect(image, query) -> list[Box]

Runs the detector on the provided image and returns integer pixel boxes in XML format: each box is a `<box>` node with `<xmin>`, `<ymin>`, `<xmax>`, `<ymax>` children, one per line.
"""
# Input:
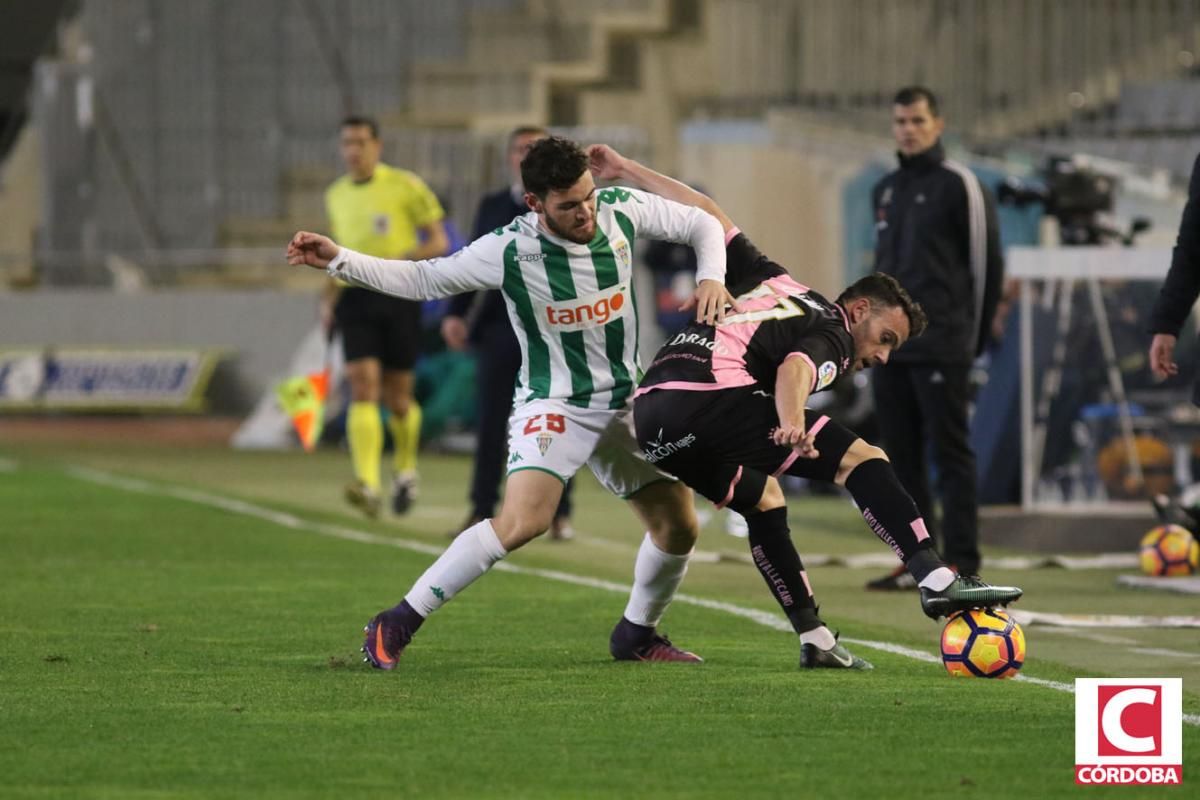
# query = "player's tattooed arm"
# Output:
<box><xmin>773</xmin><ymin>357</ymin><xmax>818</xmax><ymax>458</ymax></box>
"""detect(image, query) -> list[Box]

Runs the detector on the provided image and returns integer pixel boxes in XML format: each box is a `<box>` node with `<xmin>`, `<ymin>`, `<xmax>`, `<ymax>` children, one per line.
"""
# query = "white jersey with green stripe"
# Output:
<box><xmin>326</xmin><ymin>186</ymin><xmax>727</xmax><ymax>410</ymax></box>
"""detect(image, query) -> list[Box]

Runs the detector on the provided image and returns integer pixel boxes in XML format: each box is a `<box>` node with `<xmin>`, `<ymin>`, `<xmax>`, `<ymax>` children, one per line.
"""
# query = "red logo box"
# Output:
<box><xmin>1075</xmin><ymin>678</ymin><xmax>1182</xmax><ymax>786</ymax></box>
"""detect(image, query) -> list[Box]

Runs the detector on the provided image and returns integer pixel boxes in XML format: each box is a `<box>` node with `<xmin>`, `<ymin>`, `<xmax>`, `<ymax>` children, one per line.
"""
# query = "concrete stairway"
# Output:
<box><xmin>211</xmin><ymin>0</ymin><xmax>691</xmax><ymax>267</ymax></box>
<box><xmin>402</xmin><ymin>0</ymin><xmax>677</xmax><ymax>132</ymax></box>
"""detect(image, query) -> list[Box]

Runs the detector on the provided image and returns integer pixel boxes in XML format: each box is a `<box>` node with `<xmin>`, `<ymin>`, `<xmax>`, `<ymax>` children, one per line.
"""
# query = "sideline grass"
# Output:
<box><xmin>2</xmin><ymin>449</ymin><xmax>1198</xmax><ymax>797</ymax></box>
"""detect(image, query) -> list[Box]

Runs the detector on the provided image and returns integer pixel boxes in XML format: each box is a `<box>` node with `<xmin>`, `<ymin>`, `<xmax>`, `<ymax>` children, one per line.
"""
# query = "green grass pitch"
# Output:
<box><xmin>1</xmin><ymin>440</ymin><xmax>1198</xmax><ymax>798</ymax></box>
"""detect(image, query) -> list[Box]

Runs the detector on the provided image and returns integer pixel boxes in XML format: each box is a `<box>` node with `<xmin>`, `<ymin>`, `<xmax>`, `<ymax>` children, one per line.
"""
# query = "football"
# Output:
<box><xmin>940</xmin><ymin>608</ymin><xmax>1026</xmax><ymax>679</ymax></box>
<box><xmin>1139</xmin><ymin>524</ymin><xmax>1200</xmax><ymax>577</ymax></box>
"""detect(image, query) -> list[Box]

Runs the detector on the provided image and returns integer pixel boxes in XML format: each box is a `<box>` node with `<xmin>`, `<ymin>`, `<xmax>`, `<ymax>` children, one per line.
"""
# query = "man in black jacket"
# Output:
<box><xmin>440</xmin><ymin>126</ymin><xmax>575</xmax><ymax>539</ymax></box>
<box><xmin>866</xmin><ymin>87</ymin><xmax>1004</xmax><ymax>589</ymax></box>
<box><xmin>1149</xmin><ymin>152</ymin><xmax>1200</xmax><ymax>403</ymax></box>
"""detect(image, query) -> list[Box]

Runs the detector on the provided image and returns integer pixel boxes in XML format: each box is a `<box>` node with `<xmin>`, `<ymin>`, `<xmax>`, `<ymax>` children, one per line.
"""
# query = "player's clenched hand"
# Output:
<box><xmin>287</xmin><ymin>231</ymin><xmax>339</xmax><ymax>270</ymax></box>
<box><xmin>682</xmin><ymin>279</ymin><xmax>738</xmax><ymax>325</ymax></box>
<box><xmin>772</xmin><ymin>425</ymin><xmax>819</xmax><ymax>458</ymax></box>
<box><xmin>586</xmin><ymin>144</ymin><xmax>627</xmax><ymax>182</ymax></box>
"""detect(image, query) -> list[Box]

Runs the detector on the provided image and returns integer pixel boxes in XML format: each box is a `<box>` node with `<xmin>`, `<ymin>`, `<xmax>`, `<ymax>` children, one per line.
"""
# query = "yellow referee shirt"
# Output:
<box><xmin>325</xmin><ymin>163</ymin><xmax>445</xmax><ymax>259</ymax></box>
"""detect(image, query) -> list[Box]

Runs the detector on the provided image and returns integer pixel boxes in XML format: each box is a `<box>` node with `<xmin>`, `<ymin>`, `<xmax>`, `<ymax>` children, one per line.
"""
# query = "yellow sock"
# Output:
<box><xmin>389</xmin><ymin>401</ymin><xmax>422</xmax><ymax>476</ymax></box>
<box><xmin>347</xmin><ymin>401</ymin><xmax>383</xmax><ymax>491</ymax></box>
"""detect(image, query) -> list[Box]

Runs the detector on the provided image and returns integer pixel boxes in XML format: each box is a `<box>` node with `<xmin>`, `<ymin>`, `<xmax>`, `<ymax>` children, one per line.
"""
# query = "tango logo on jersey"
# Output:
<box><xmin>544</xmin><ymin>285</ymin><xmax>630</xmax><ymax>332</ymax></box>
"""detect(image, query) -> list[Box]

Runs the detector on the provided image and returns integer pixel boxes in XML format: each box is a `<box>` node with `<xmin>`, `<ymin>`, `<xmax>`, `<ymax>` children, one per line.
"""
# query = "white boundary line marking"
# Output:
<box><xmin>63</xmin><ymin>465</ymin><xmax>1200</xmax><ymax>727</ymax></box>
<box><xmin>0</xmin><ymin>456</ymin><xmax>18</xmax><ymax>472</ymax></box>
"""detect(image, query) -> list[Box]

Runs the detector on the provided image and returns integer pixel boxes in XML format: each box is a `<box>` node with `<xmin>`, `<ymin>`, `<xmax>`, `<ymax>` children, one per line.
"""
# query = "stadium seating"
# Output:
<box><xmin>20</xmin><ymin>0</ymin><xmax>1200</xmax><ymax>285</ymax></box>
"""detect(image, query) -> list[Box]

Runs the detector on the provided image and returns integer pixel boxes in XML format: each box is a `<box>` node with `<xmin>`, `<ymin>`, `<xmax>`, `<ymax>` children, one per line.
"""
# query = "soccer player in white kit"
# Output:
<box><xmin>287</xmin><ymin>136</ymin><xmax>736</xmax><ymax>669</ymax></box>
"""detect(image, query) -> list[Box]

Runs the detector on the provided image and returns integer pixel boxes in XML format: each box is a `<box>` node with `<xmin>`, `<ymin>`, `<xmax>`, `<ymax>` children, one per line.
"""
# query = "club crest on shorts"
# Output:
<box><xmin>536</xmin><ymin>431</ymin><xmax>554</xmax><ymax>456</ymax></box>
<box><xmin>817</xmin><ymin>360</ymin><xmax>838</xmax><ymax>390</ymax></box>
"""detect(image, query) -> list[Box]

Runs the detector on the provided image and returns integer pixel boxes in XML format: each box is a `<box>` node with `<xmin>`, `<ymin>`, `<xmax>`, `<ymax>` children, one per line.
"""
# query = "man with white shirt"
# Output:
<box><xmin>288</xmin><ymin>135</ymin><xmax>734</xmax><ymax>669</ymax></box>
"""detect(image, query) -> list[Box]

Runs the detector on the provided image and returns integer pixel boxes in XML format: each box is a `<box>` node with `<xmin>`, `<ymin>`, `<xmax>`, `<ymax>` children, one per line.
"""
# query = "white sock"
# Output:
<box><xmin>622</xmin><ymin>533</ymin><xmax>692</xmax><ymax>627</ymax></box>
<box><xmin>404</xmin><ymin>519</ymin><xmax>508</xmax><ymax>616</ymax></box>
<box><xmin>799</xmin><ymin>625</ymin><xmax>836</xmax><ymax>650</ymax></box>
<box><xmin>918</xmin><ymin>567</ymin><xmax>956</xmax><ymax>592</ymax></box>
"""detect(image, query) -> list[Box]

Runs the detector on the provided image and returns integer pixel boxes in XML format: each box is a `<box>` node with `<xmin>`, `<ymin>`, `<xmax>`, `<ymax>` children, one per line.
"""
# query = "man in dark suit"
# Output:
<box><xmin>866</xmin><ymin>87</ymin><xmax>1005</xmax><ymax>588</ymax></box>
<box><xmin>1149</xmin><ymin>151</ymin><xmax>1200</xmax><ymax>403</ymax></box>
<box><xmin>441</xmin><ymin>126</ymin><xmax>575</xmax><ymax>539</ymax></box>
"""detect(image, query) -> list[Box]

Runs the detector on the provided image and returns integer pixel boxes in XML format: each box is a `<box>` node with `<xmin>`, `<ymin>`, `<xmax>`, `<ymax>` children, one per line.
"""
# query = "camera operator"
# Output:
<box><xmin>866</xmin><ymin>87</ymin><xmax>1005</xmax><ymax>590</ymax></box>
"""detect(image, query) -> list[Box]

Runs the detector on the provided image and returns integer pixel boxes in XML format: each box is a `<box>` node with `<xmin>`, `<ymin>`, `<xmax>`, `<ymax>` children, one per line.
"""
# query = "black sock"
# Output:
<box><xmin>390</xmin><ymin>600</ymin><xmax>426</xmax><ymax>634</ymax></box>
<box><xmin>745</xmin><ymin>506</ymin><xmax>822</xmax><ymax>635</ymax></box>
<box><xmin>611</xmin><ymin>616</ymin><xmax>654</xmax><ymax>645</ymax></box>
<box><xmin>843</xmin><ymin>459</ymin><xmax>941</xmax><ymax>579</ymax></box>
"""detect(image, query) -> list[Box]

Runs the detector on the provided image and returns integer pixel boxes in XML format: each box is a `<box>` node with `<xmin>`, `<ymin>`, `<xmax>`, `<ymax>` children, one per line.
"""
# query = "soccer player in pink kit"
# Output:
<box><xmin>589</xmin><ymin>144</ymin><xmax>1023</xmax><ymax>669</ymax></box>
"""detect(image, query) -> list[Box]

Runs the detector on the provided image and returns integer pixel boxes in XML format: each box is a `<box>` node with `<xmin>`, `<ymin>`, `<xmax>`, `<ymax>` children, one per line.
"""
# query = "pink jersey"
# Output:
<box><xmin>637</xmin><ymin>232</ymin><xmax>855</xmax><ymax>398</ymax></box>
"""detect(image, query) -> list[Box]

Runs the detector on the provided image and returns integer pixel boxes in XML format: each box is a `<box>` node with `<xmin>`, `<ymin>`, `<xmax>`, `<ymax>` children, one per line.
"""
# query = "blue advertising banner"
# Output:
<box><xmin>0</xmin><ymin>348</ymin><xmax>221</xmax><ymax>411</ymax></box>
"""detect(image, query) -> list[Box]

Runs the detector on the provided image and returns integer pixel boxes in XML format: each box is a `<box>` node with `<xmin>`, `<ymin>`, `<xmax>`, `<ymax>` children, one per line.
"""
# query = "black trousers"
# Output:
<box><xmin>871</xmin><ymin>362</ymin><xmax>980</xmax><ymax>573</ymax></box>
<box><xmin>470</xmin><ymin>322</ymin><xmax>573</xmax><ymax>520</ymax></box>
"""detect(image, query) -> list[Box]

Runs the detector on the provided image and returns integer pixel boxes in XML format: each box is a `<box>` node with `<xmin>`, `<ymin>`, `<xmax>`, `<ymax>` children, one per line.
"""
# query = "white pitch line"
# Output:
<box><xmin>1131</xmin><ymin>648</ymin><xmax>1200</xmax><ymax>660</ymax></box>
<box><xmin>0</xmin><ymin>456</ymin><xmax>18</xmax><ymax>472</ymax></box>
<box><xmin>63</xmin><ymin>465</ymin><xmax>1200</xmax><ymax>726</ymax></box>
<box><xmin>1037</xmin><ymin>628</ymin><xmax>1141</xmax><ymax>646</ymax></box>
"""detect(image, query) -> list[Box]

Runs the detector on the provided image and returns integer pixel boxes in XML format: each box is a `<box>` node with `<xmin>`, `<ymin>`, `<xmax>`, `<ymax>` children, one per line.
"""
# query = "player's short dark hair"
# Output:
<box><xmin>893</xmin><ymin>86</ymin><xmax>940</xmax><ymax>117</ymax></box>
<box><xmin>837</xmin><ymin>273</ymin><xmax>928</xmax><ymax>338</ymax></box>
<box><xmin>508</xmin><ymin>125</ymin><xmax>549</xmax><ymax>147</ymax></box>
<box><xmin>340</xmin><ymin>115</ymin><xmax>380</xmax><ymax>139</ymax></box>
<box><xmin>521</xmin><ymin>135</ymin><xmax>588</xmax><ymax>198</ymax></box>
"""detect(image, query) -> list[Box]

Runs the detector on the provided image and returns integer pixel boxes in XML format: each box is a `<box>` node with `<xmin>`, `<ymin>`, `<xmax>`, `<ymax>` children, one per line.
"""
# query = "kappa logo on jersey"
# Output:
<box><xmin>816</xmin><ymin>360</ymin><xmax>838</xmax><ymax>390</ymax></box>
<box><xmin>544</xmin><ymin>285</ymin><xmax>630</xmax><ymax>332</ymax></box>
<box><xmin>516</xmin><ymin>252</ymin><xmax>545</xmax><ymax>262</ymax></box>
<box><xmin>597</xmin><ymin>187</ymin><xmax>641</xmax><ymax>206</ymax></box>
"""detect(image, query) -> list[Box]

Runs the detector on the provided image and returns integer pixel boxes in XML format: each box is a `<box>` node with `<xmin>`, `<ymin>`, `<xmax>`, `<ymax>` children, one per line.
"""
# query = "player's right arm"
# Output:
<box><xmin>587</xmin><ymin>144</ymin><xmax>736</xmax><ymax>234</ymax></box>
<box><xmin>773</xmin><ymin>357</ymin><xmax>818</xmax><ymax>458</ymax></box>
<box><xmin>287</xmin><ymin>231</ymin><xmax>503</xmax><ymax>300</ymax></box>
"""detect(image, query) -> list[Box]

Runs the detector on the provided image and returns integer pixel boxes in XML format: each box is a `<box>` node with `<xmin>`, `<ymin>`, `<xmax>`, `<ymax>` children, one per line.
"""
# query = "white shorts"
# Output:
<box><xmin>506</xmin><ymin>399</ymin><xmax>674</xmax><ymax>498</ymax></box>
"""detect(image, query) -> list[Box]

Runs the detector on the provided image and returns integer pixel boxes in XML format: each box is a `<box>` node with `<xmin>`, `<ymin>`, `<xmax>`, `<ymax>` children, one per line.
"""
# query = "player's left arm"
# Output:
<box><xmin>589</xmin><ymin>144</ymin><xmax>736</xmax><ymax>233</ymax></box>
<box><xmin>601</xmin><ymin>186</ymin><xmax>734</xmax><ymax>323</ymax></box>
<box><xmin>773</xmin><ymin>356</ymin><xmax>818</xmax><ymax>458</ymax></box>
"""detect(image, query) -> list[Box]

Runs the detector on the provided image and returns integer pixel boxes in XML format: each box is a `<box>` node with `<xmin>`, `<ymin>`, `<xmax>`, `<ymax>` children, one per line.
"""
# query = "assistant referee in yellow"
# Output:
<box><xmin>323</xmin><ymin>115</ymin><xmax>450</xmax><ymax>518</ymax></box>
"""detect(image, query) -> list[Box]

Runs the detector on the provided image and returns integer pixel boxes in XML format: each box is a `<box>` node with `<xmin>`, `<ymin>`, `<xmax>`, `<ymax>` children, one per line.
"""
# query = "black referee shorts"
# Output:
<box><xmin>334</xmin><ymin>286</ymin><xmax>422</xmax><ymax>370</ymax></box>
<box><xmin>633</xmin><ymin>385</ymin><xmax>858</xmax><ymax>513</ymax></box>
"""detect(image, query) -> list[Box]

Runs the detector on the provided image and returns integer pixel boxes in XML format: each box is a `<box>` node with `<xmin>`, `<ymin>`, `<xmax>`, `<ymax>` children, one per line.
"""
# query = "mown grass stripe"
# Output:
<box><xmin>61</xmin><ymin>464</ymin><xmax>1200</xmax><ymax>727</ymax></box>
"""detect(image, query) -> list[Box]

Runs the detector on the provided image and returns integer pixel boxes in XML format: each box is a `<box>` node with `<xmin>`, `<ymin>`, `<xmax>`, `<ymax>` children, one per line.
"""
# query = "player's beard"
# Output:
<box><xmin>544</xmin><ymin>212</ymin><xmax>595</xmax><ymax>244</ymax></box>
